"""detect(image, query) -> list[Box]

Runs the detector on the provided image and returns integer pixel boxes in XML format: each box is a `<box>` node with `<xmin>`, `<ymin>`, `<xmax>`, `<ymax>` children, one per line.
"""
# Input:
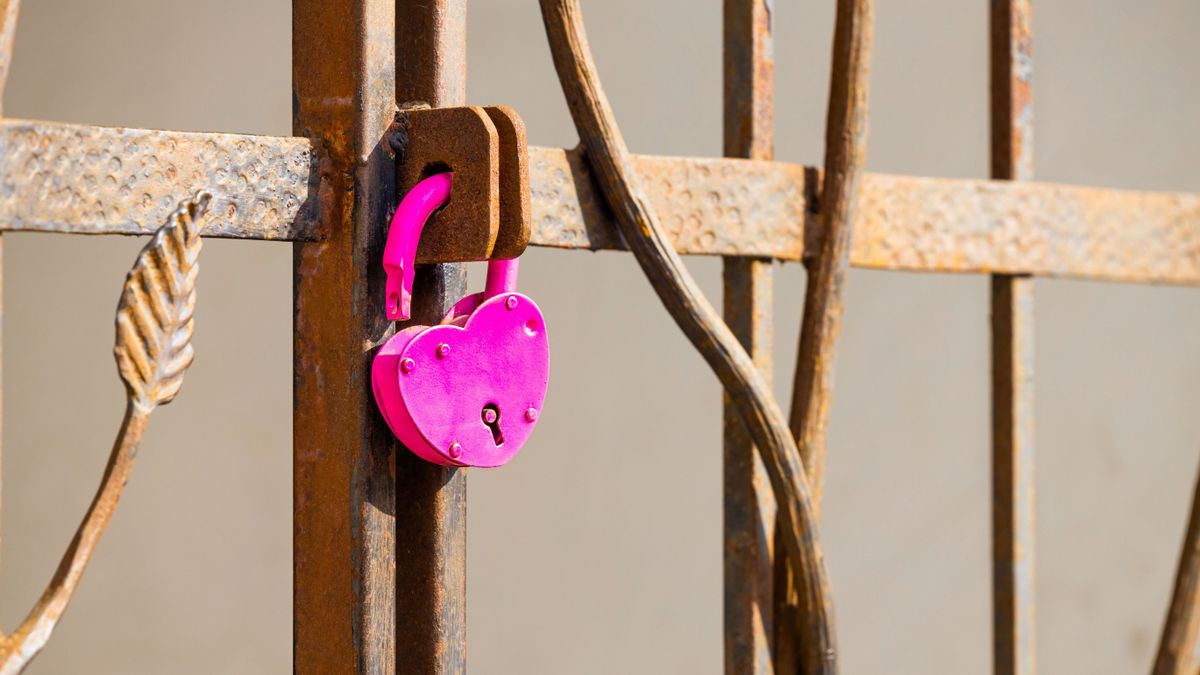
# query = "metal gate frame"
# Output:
<box><xmin>0</xmin><ymin>0</ymin><xmax>1195</xmax><ymax>672</ymax></box>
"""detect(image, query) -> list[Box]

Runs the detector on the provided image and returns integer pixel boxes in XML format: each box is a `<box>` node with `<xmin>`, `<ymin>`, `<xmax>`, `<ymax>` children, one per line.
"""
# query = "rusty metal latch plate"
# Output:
<box><xmin>395</xmin><ymin>105</ymin><xmax>530</xmax><ymax>263</ymax></box>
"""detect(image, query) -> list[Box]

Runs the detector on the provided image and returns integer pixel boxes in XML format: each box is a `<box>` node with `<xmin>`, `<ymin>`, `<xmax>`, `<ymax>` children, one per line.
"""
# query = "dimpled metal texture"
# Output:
<box><xmin>529</xmin><ymin>144</ymin><xmax>1200</xmax><ymax>286</ymax></box>
<box><xmin>0</xmin><ymin>119</ymin><xmax>319</xmax><ymax>240</ymax></box>
<box><xmin>529</xmin><ymin>145</ymin><xmax>807</xmax><ymax>259</ymax></box>
<box><xmin>853</xmin><ymin>174</ymin><xmax>1200</xmax><ymax>285</ymax></box>
<box><xmin>0</xmin><ymin>123</ymin><xmax>1197</xmax><ymax>285</ymax></box>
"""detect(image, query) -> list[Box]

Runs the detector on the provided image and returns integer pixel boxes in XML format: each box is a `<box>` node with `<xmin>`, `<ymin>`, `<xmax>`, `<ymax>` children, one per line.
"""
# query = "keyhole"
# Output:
<box><xmin>481</xmin><ymin>404</ymin><xmax>504</xmax><ymax>447</ymax></box>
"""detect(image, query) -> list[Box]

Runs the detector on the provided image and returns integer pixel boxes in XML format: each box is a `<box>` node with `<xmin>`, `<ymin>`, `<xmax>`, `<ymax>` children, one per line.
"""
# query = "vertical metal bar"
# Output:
<box><xmin>722</xmin><ymin>2</ymin><xmax>776</xmax><ymax>673</ymax></box>
<box><xmin>0</xmin><ymin>231</ymin><xmax>4</xmax><ymax>559</ymax></box>
<box><xmin>394</xmin><ymin>2</ymin><xmax>469</xmax><ymax>672</ymax></box>
<box><xmin>0</xmin><ymin>0</ymin><xmax>20</xmax><ymax>566</ymax></box>
<box><xmin>990</xmin><ymin>1</ymin><xmax>1035</xmax><ymax>674</ymax></box>
<box><xmin>292</xmin><ymin>0</ymin><xmax>399</xmax><ymax>671</ymax></box>
<box><xmin>722</xmin><ymin>261</ymin><xmax>776</xmax><ymax>674</ymax></box>
<box><xmin>0</xmin><ymin>0</ymin><xmax>18</xmax><ymax>101</ymax></box>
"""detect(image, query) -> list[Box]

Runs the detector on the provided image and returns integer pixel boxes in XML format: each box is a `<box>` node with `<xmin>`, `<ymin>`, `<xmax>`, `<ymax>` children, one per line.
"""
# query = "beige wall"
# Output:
<box><xmin>2</xmin><ymin>0</ymin><xmax>1198</xmax><ymax>673</ymax></box>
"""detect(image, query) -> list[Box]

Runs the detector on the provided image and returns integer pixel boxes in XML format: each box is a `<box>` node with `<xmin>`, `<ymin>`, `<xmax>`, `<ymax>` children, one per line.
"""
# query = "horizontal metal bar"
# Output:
<box><xmin>0</xmin><ymin>119</ymin><xmax>318</xmax><ymax>240</ymax></box>
<box><xmin>530</xmin><ymin>145</ymin><xmax>808</xmax><ymax>258</ymax></box>
<box><xmin>0</xmin><ymin>120</ymin><xmax>1196</xmax><ymax>286</ymax></box>
<box><xmin>529</xmin><ymin>146</ymin><xmax>1200</xmax><ymax>286</ymax></box>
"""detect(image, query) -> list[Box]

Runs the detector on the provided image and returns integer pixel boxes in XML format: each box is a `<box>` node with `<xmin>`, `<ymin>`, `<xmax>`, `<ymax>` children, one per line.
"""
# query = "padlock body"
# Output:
<box><xmin>371</xmin><ymin>291</ymin><xmax>549</xmax><ymax>468</ymax></box>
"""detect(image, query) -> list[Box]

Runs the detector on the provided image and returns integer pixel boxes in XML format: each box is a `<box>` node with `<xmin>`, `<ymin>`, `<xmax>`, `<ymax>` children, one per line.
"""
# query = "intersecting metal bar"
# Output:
<box><xmin>292</xmin><ymin>0</ymin><xmax>397</xmax><ymax>671</ymax></box>
<box><xmin>990</xmin><ymin>1</ymin><xmax>1036</xmax><ymax>674</ymax></box>
<box><xmin>722</xmin><ymin>2</ymin><xmax>777</xmax><ymax>673</ymax></box>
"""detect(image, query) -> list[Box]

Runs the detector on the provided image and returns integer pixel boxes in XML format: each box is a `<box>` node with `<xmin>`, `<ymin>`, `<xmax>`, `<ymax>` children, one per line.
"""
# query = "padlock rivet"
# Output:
<box><xmin>400</xmin><ymin>357</ymin><xmax>416</xmax><ymax>374</ymax></box>
<box><xmin>524</xmin><ymin>407</ymin><xmax>538</xmax><ymax>423</ymax></box>
<box><xmin>436</xmin><ymin>342</ymin><xmax>450</xmax><ymax>359</ymax></box>
<box><xmin>448</xmin><ymin>442</ymin><xmax>463</xmax><ymax>459</ymax></box>
<box><xmin>505</xmin><ymin>296</ymin><xmax>519</xmax><ymax>311</ymax></box>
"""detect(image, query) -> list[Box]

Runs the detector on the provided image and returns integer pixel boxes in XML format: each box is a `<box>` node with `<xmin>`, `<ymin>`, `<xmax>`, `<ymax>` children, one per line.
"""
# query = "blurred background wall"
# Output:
<box><xmin>1</xmin><ymin>0</ymin><xmax>1198</xmax><ymax>672</ymax></box>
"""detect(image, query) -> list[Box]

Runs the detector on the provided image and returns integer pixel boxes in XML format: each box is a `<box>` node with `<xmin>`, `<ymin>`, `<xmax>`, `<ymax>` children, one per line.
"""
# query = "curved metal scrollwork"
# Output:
<box><xmin>0</xmin><ymin>193</ymin><xmax>208</xmax><ymax>674</ymax></box>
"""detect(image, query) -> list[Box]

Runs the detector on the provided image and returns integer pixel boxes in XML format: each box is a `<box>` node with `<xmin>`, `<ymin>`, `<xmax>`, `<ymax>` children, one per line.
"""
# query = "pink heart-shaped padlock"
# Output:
<box><xmin>372</xmin><ymin>173</ymin><xmax>549</xmax><ymax>467</ymax></box>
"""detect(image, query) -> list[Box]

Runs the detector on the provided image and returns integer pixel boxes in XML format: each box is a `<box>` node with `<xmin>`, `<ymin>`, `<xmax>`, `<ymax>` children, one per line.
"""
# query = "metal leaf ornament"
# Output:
<box><xmin>0</xmin><ymin>192</ymin><xmax>209</xmax><ymax>674</ymax></box>
<box><xmin>115</xmin><ymin>192</ymin><xmax>206</xmax><ymax>409</ymax></box>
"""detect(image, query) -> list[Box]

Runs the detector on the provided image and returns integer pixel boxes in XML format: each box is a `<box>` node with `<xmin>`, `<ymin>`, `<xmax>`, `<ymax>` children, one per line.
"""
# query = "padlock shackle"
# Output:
<box><xmin>484</xmin><ymin>257</ymin><xmax>519</xmax><ymax>300</ymax></box>
<box><xmin>384</xmin><ymin>172</ymin><xmax>519</xmax><ymax>321</ymax></box>
<box><xmin>384</xmin><ymin>173</ymin><xmax>452</xmax><ymax>321</ymax></box>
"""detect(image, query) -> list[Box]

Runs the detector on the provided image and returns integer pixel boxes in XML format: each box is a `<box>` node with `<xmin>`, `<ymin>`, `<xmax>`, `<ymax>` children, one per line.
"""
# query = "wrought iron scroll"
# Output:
<box><xmin>538</xmin><ymin>0</ymin><xmax>879</xmax><ymax>671</ymax></box>
<box><xmin>0</xmin><ymin>194</ymin><xmax>208</xmax><ymax>674</ymax></box>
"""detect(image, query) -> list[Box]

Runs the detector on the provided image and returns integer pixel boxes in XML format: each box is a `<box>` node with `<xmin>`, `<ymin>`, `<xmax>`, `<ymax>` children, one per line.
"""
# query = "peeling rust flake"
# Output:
<box><xmin>0</xmin><ymin>119</ymin><xmax>319</xmax><ymax>240</ymax></box>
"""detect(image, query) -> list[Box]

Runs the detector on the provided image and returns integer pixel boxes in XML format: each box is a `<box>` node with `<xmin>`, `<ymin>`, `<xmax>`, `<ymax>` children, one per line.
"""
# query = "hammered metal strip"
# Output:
<box><xmin>0</xmin><ymin>119</ymin><xmax>318</xmax><ymax>240</ymax></box>
<box><xmin>529</xmin><ymin>145</ymin><xmax>808</xmax><ymax>259</ymax></box>
<box><xmin>0</xmin><ymin>125</ymin><xmax>1196</xmax><ymax>286</ymax></box>
<box><xmin>853</xmin><ymin>174</ymin><xmax>1200</xmax><ymax>284</ymax></box>
<box><xmin>529</xmin><ymin>146</ymin><xmax>1200</xmax><ymax>285</ymax></box>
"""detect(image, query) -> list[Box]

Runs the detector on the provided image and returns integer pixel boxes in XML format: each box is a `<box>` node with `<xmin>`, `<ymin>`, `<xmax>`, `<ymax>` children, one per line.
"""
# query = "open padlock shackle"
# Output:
<box><xmin>374</xmin><ymin>171</ymin><xmax>547</xmax><ymax>468</ymax></box>
<box><xmin>384</xmin><ymin>172</ymin><xmax>519</xmax><ymax>321</ymax></box>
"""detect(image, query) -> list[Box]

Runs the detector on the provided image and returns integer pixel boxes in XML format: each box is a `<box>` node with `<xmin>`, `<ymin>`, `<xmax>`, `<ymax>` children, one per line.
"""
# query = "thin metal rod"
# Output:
<box><xmin>0</xmin><ymin>405</ymin><xmax>146</xmax><ymax>673</ymax></box>
<box><xmin>787</xmin><ymin>0</ymin><xmax>875</xmax><ymax>511</ymax></box>
<box><xmin>1153</xmin><ymin>463</ymin><xmax>1200</xmax><ymax>674</ymax></box>
<box><xmin>0</xmin><ymin>0</ymin><xmax>19</xmax><ymax>575</ymax></box>
<box><xmin>292</xmin><ymin>0</ymin><xmax>400</xmax><ymax>671</ymax></box>
<box><xmin>394</xmin><ymin>1</ymin><xmax>469</xmax><ymax>672</ymax></box>
<box><xmin>722</xmin><ymin>1</ymin><xmax>777</xmax><ymax>673</ymax></box>
<box><xmin>723</xmin><ymin>260</ymin><xmax>777</xmax><ymax>674</ymax></box>
<box><xmin>0</xmin><ymin>0</ymin><xmax>18</xmax><ymax>116</ymax></box>
<box><xmin>776</xmin><ymin>0</ymin><xmax>874</xmax><ymax>668</ymax></box>
<box><xmin>0</xmin><ymin>231</ymin><xmax>4</xmax><ymax>566</ymax></box>
<box><xmin>990</xmin><ymin>1</ymin><xmax>1036</xmax><ymax>674</ymax></box>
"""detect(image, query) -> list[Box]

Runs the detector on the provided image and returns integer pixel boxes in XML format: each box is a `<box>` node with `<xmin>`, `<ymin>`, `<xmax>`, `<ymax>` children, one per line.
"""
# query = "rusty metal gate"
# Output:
<box><xmin>0</xmin><ymin>0</ymin><xmax>1196</xmax><ymax>673</ymax></box>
